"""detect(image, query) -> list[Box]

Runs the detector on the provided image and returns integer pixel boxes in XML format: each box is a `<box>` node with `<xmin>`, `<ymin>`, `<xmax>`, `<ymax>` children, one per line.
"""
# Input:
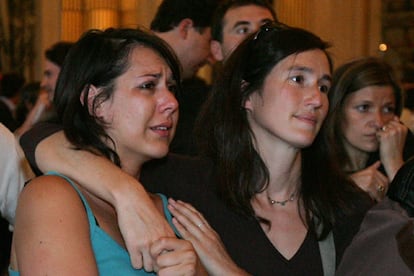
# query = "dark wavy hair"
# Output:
<box><xmin>196</xmin><ymin>22</ymin><xmax>366</xmax><ymax>239</ymax></box>
<box><xmin>54</xmin><ymin>28</ymin><xmax>181</xmax><ymax>167</ymax></box>
<box><xmin>45</xmin><ymin>41</ymin><xmax>74</xmax><ymax>68</ymax></box>
<box><xmin>322</xmin><ymin>57</ymin><xmax>403</xmax><ymax>170</ymax></box>
<box><xmin>150</xmin><ymin>0</ymin><xmax>218</xmax><ymax>33</ymax></box>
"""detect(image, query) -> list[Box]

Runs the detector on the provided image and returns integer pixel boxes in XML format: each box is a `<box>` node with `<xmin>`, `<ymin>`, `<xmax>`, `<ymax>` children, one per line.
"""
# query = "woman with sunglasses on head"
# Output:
<box><xmin>9</xmin><ymin>28</ymin><xmax>206</xmax><ymax>275</ymax></box>
<box><xmin>171</xmin><ymin>22</ymin><xmax>372</xmax><ymax>275</ymax></box>
<box><xmin>321</xmin><ymin>57</ymin><xmax>414</xmax><ymax>204</ymax></box>
<box><xmin>18</xmin><ymin>23</ymin><xmax>372</xmax><ymax>275</ymax></box>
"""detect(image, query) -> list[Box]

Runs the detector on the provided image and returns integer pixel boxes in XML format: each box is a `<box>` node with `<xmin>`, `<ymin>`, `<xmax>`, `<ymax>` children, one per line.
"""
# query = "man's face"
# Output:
<box><xmin>40</xmin><ymin>59</ymin><xmax>61</xmax><ymax>101</ymax></box>
<box><xmin>212</xmin><ymin>5</ymin><xmax>274</xmax><ymax>61</ymax></box>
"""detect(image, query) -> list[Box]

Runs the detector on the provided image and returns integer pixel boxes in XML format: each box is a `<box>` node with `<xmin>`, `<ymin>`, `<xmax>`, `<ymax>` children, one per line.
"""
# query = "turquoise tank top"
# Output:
<box><xmin>9</xmin><ymin>171</ymin><xmax>177</xmax><ymax>275</ymax></box>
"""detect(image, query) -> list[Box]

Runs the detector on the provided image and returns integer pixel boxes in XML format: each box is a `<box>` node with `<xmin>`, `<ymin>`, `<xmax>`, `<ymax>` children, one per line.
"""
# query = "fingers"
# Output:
<box><xmin>350</xmin><ymin>165</ymin><xmax>389</xmax><ymax>202</ymax></box>
<box><xmin>116</xmin><ymin>194</ymin><xmax>175</xmax><ymax>271</ymax></box>
<box><xmin>128</xmin><ymin>251</ymin><xmax>143</xmax><ymax>271</ymax></box>
<box><xmin>367</xmin><ymin>160</ymin><xmax>381</xmax><ymax>170</ymax></box>
<box><xmin>168</xmin><ymin>198</ymin><xmax>211</xmax><ymax>235</ymax></box>
<box><xmin>378</xmin><ymin>118</ymin><xmax>408</xmax><ymax>138</ymax></box>
<box><xmin>377</xmin><ymin>119</ymin><xmax>407</xmax><ymax>179</ymax></box>
<box><xmin>142</xmin><ymin>250</ymin><xmax>154</xmax><ymax>272</ymax></box>
<box><xmin>370</xmin><ymin>171</ymin><xmax>389</xmax><ymax>201</ymax></box>
<box><xmin>125</xmin><ymin>240</ymin><xmax>151</xmax><ymax>271</ymax></box>
<box><xmin>150</xmin><ymin>238</ymin><xmax>199</xmax><ymax>276</ymax></box>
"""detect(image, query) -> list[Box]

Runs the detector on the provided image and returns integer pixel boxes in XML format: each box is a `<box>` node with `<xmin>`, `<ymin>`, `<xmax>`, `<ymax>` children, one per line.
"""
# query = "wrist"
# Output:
<box><xmin>111</xmin><ymin>177</ymin><xmax>153</xmax><ymax>211</ymax></box>
<box><xmin>384</xmin><ymin>158</ymin><xmax>404</xmax><ymax>181</ymax></box>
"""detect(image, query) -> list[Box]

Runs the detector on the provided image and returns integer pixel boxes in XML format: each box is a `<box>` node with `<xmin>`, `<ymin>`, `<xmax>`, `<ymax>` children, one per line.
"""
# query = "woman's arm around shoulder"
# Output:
<box><xmin>10</xmin><ymin>175</ymin><xmax>98</xmax><ymax>276</ymax></box>
<box><xmin>29</xmin><ymin>130</ymin><xmax>176</xmax><ymax>270</ymax></box>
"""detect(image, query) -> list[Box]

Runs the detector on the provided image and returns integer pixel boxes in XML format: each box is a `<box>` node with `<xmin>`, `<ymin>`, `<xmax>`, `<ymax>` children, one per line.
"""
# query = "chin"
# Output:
<box><xmin>363</xmin><ymin>143</ymin><xmax>379</xmax><ymax>153</ymax></box>
<box><xmin>364</xmin><ymin>147</ymin><xmax>379</xmax><ymax>153</ymax></box>
<box><xmin>293</xmin><ymin>140</ymin><xmax>315</xmax><ymax>149</ymax></box>
<box><xmin>150</xmin><ymin>145</ymin><xmax>170</xmax><ymax>159</ymax></box>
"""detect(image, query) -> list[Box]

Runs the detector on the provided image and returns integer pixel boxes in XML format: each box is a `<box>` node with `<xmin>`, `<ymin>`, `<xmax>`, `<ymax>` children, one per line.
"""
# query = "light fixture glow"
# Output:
<box><xmin>379</xmin><ymin>43</ymin><xmax>388</xmax><ymax>52</ymax></box>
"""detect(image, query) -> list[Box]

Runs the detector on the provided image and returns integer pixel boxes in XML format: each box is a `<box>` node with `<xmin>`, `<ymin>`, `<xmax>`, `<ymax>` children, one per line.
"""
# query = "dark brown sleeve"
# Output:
<box><xmin>19</xmin><ymin>122</ymin><xmax>63</xmax><ymax>176</ymax></box>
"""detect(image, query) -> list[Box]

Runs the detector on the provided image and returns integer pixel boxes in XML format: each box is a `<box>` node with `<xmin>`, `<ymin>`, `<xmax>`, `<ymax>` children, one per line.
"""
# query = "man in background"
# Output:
<box><xmin>150</xmin><ymin>0</ymin><xmax>219</xmax><ymax>155</ymax></box>
<box><xmin>211</xmin><ymin>0</ymin><xmax>277</xmax><ymax>63</ymax></box>
<box><xmin>41</xmin><ymin>41</ymin><xmax>74</xmax><ymax>102</ymax></box>
<box><xmin>13</xmin><ymin>42</ymin><xmax>74</xmax><ymax>137</ymax></box>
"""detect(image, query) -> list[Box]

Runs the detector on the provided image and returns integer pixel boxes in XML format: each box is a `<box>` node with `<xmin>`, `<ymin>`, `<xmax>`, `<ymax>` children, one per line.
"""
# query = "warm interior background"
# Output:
<box><xmin>1</xmin><ymin>0</ymin><xmax>413</xmax><ymax>83</ymax></box>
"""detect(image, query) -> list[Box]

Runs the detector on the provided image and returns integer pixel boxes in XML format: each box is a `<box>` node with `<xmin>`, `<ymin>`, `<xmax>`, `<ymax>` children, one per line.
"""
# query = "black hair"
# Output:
<box><xmin>0</xmin><ymin>72</ymin><xmax>25</xmax><ymax>98</ymax></box>
<box><xmin>44</xmin><ymin>42</ymin><xmax>74</xmax><ymax>67</ymax></box>
<box><xmin>196</xmin><ymin>22</ymin><xmax>366</xmax><ymax>239</ymax></box>
<box><xmin>150</xmin><ymin>0</ymin><xmax>218</xmax><ymax>33</ymax></box>
<box><xmin>15</xmin><ymin>81</ymin><xmax>41</xmax><ymax>125</ymax></box>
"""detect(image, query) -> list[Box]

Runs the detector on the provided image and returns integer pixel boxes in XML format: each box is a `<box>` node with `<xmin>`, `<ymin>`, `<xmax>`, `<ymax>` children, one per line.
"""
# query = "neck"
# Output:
<box><xmin>254</xmin><ymin>155</ymin><xmax>302</xmax><ymax>209</ymax></box>
<box><xmin>262</xmin><ymin>147</ymin><xmax>302</xmax><ymax>194</ymax></box>
<box><xmin>117</xmin><ymin>150</ymin><xmax>145</xmax><ymax>179</ymax></box>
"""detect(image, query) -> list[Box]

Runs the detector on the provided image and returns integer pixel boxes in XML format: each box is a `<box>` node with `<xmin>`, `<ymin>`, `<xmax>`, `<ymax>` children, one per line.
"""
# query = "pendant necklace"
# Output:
<box><xmin>267</xmin><ymin>192</ymin><xmax>296</xmax><ymax>206</ymax></box>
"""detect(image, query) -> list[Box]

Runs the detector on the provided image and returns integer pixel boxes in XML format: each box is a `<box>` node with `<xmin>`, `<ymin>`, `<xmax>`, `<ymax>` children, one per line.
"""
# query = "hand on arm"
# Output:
<box><xmin>349</xmin><ymin>161</ymin><xmax>389</xmax><ymax>201</ymax></box>
<box><xmin>378</xmin><ymin>116</ymin><xmax>407</xmax><ymax>181</ymax></box>
<box><xmin>35</xmin><ymin>131</ymin><xmax>175</xmax><ymax>270</ymax></box>
<box><xmin>168</xmin><ymin>199</ymin><xmax>251</xmax><ymax>276</ymax></box>
<box><xmin>150</xmin><ymin>237</ymin><xmax>207</xmax><ymax>276</ymax></box>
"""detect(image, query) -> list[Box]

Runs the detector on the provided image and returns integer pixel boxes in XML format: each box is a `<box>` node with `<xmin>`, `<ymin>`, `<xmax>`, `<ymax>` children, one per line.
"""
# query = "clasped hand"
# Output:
<box><xmin>376</xmin><ymin>116</ymin><xmax>407</xmax><ymax>181</ymax></box>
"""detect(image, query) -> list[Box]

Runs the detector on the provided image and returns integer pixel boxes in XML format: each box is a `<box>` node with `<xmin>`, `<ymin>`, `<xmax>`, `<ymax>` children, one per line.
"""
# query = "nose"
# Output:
<box><xmin>160</xmin><ymin>89</ymin><xmax>179</xmax><ymax>115</ymax></box>
<box><xmin>306</xmin><ymin>86</ymin><xmax>324</xmax><ymax>110</ymax></box>
<box><xmin>372</xmin><ymin>110</ymin><xmax>385</xmax><ymax>129</ymax></box>
<box><xmin>40</xmin><ymin>76</ymin><xmax>47</xmax><ymax>89</ymax></box>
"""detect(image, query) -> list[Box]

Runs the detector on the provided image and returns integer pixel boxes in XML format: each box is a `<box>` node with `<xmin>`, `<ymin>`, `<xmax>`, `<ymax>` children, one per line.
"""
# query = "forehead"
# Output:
<box><xmin>348</xmin><ymin>86</ymin><xmax>395</xmax><ymax>102</ymax></box>
<box><xmin>44</xmin><ymin>59</ymin><xmax>61</xmax><ymax>71</ymax></box>
<box><xmin>223</xmin><ymin>5</ymin><xmax>274</xmax><ymax>27</ymax></box>
<box><xmin>125</xmin><ymin>46</ymin><xmax>170</xmax><ymax>74</ymax></box>
<box><xmin>273</xmin><ymin>49</ymin><xmax>331</xmax><ymax>74</ymax></box>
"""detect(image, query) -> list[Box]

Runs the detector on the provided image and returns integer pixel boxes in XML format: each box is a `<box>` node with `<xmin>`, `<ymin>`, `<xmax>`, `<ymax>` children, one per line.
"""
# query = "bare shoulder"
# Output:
<box><xmin>15</xmin><ymin>174</ymin><xmax>88</xmax><ymax>231</ymax></box>
<box><xmin>18</xmin><ymin>174</ymin><xmax>82</xmax><ymax>210</ymax></box>
<box><xmin>12</xmin><ymin>174</ymin><xmax>96</xmax><ymax>274</ymax></box>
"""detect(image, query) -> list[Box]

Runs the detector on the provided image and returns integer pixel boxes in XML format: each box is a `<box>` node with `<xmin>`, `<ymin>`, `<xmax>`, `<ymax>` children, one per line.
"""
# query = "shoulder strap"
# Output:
<box><xmin>318</xmin><ymin>231</ymin><xmax>335</xmax><ymax>276</ymax></box>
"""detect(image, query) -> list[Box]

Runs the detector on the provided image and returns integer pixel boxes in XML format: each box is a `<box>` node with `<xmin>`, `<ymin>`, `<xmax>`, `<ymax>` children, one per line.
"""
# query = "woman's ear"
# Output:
<box><xmin>80</xmin><ymin>85</ymin><xmax>100</xmax><ymax>114</ymax></box>
<box><xmin>244</xmin><ymin>96</ymin><xmax>253</xmax><ymax>111</ymax></box>
<box><xmin>242</xmin><ymin>80</ymin><xmax>253</xmax><ymax>111</ymax></box>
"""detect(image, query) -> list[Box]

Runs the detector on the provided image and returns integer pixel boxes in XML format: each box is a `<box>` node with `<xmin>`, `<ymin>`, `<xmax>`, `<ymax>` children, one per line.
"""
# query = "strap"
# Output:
<box><xmin>318</xmin><ymin>231</ymin><xmax>335</xmax><ymax>276</ymax></box>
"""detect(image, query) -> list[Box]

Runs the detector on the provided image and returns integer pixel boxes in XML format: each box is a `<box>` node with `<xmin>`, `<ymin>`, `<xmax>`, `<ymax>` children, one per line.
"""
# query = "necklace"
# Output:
<box><xmin>267</xmin><ymin>192</ymin><xmax>295</xmax><ymax>206</ymax></box>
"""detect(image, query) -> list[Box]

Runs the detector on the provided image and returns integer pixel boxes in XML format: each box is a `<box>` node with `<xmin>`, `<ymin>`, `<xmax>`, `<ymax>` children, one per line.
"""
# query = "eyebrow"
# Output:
<box><xmin>260</xmin><ymin>18</ymin><xmax>273</xmax><ymax>24</ymax></box>
<box><xmin>232</xmin><ymin>21</ymin><xmax>252</xmax><ymax>30</ymax></box>
<box><xmin>288</xmin><ymin>66</ymin><xmax>332</xmax><ymax>82</ymax></box>
<box><xmin>232</xmin><ymin>18</ymin><xmax>273</xmax><ymax>30</ymax></box>
<box><xmin>138</xmin><ymin>72</ymin><xmax>162</xmax><ymax>78</ymax></box>
<box><xmin>288</xmin><ymin>66</ymin><xmax>312</xmax><ymax>73</ymax></box>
